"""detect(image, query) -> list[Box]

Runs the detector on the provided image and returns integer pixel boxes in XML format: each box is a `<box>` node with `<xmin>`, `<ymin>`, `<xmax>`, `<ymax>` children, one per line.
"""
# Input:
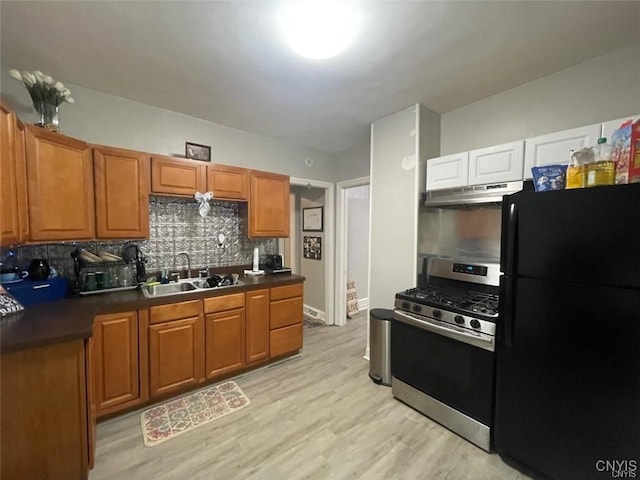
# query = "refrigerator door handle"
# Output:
<box><xmin>499</xmin><ymin>276</ymin><xmax>514</xmax><ymax>347</ymax></box>
<box><xmin>501</xmin><ymin>202</ymin><xmax>518</xmax><ymax>276</ymax></box>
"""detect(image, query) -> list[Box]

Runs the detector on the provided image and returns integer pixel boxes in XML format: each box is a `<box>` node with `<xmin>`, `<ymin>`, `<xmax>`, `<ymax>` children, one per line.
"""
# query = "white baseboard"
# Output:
<box><xmin>357</xmin><ymin>297</ymin><xmax>369</xmax><ymax>310</ymax></box>
<box><xmin>303</xmin><ymin>304</ymin><xmax>326</xmax><ymax>322</ymax></box>
<box><xmin>364</xmin><ymin>346</ymin><xmax>370</xmax><ymax>361</ymax></box>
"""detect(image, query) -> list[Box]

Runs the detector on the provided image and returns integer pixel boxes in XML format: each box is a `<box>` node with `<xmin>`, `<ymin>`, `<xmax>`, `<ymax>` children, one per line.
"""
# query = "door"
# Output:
<box><xmin>391</xmin><ymin>314</ymin><xmax>495</xmax><ymax>426</ymax></box>
<box><xmin>501</xmin><ymin>184</ymin><xmax>640</xmax><ymax>287</ymax></box>
<box><xmin>92</xmin><ymin>311</ymin><xmax>140</xmax><ymax>414</ymax></box>
<box><xmin>426</xmin><ymin>152</ymin><xmax>469</xmax><ymax>191</ymax></box>
<box><xmin>0</xmin><ymin>105</ymin><xmax>20</xmax><ymax>245</ymax></box>
<box><xmin>149</xmin><ymin>316</ymin><xmax>204</xmax><ymax>397</ymax></box>
<box><xmin>25</xmin><ymin>126</ymin><xmax>95</xmax><ymax>241</ymax></box>
<box><xmin>207</xmin><ymin>164</ymin><xmax>249</xmax><ymax>201</ymax></box>
<box><xmin>150</xmin><ymin>155</ymin><xmax>206</xmax><ymax>196</ymax></box>
<box><xmin>249</xmin><ymin>170</ymin><xmax>290</xmax><ymax>237</ymax></box>
<box><xmin>245</xmin><ymin>289</ymin><xmax>269</xmax><ymax>363</ymax></box>
<box><xmin>523</xmin><ymin>124</ymin><xmax>601</xmax><ymax>180</ymax></box>
<box><xmin>468</xmin><ymin>141</ymin><xmax>524</xmax><ymax>185</ymax></box>
<box><xmin>495</xmin><ymin>277</ymin><xmax>640</xmax><ymax>480</ymax></box>
<box><xmin>94</xmin><ymin>146</ymin><xmax>149</xmax><ymax>239</ymax></box>
<box><xmin>205</xmin><ymin>309</ymin><xmax>245</xmax><ymax>378</ymax></box>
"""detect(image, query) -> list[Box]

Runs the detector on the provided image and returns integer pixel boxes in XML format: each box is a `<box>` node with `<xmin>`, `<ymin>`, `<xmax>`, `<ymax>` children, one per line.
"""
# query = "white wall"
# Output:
<box><xmin>440</xmin><ymin>42</ymin><xmax>640</xmax><ymax>155</ymax></box>
<box><xmin>369</xmin><ymin>105</ymin><xmax>420</xmax><ymax>310</ymax></box>
<box><xmin>336</xmin><ymin>141</ymin><xmax>371</xmax><ymax>181</ymax></box>
<box><xmin>0</xmin><ymin>66</ymin><xmax>341</xmax><ymax>182</ymax></box>
<box><xmin>347</xmin><ymin>185</ymin><xmax>369</xmax><ymax>304</ymax></box>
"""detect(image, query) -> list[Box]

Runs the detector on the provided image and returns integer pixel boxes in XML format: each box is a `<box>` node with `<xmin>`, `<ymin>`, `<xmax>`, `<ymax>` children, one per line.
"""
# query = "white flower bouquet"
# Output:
<box><xmin>10</xmin><ymin>69</ymin><xmax>75</xmax><ymax>131</ymax></box>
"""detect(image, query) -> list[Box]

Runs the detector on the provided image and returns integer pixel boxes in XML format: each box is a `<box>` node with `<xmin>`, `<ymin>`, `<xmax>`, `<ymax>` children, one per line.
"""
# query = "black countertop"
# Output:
<box><xmin>1</xmin><ymin>273</ymin><xmax>305</xmax><ymax>353</ymax></box>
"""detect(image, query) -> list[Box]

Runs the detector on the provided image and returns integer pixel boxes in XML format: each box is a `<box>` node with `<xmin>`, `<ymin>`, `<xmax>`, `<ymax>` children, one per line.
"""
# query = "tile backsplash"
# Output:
<box><xmin>2</xmin><ymin>196</ymin><xmax>278</xmax><ymax>280</ymax></box>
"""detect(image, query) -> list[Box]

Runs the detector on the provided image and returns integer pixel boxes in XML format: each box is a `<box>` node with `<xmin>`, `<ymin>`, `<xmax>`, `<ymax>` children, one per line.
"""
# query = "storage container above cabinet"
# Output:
<box><xmin>523</xmin><ymin>124</ymin><xmax>601</xmax><ymax>180</ymax></box>
<box><xmin>426</xmin><ymin>152</ymin><xmax>469</xmax><ymax>191</ymax></box>
<box><xmin>468</xmin><ymin>141</ymin><xmax>524</xmax><ymax>186</ymax></box>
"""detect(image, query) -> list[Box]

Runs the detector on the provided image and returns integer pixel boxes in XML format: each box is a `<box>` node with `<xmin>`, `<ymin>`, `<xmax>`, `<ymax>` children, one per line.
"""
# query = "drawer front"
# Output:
<box><xmin>204</xmin><ymin>293</ymin><xmax>245</xmax><ymax>314</ymax></box>
<box><xmin>270</xmin><ymin>324</ymin><xmax>303</xmax><ymax>358</ymax></box>
<box><xmin>270</xmin><ymin>283</ymin><xmax>303</xmax><ymax>301</ymax></box>
<box><xmin>270</xmin><ymin>297</ymin><xmax>303</xmax><ymax>330</ymax></box>
<box><xmin>150</xmin><ymin>300</ymin><xmax>201</xmax><ymax>324</ymax></box>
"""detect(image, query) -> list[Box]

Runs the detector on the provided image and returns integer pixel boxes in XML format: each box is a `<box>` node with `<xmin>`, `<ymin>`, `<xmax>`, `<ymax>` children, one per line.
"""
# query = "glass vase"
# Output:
<box><xmin>34</xmin><ymin>100</ymin><xmax>60</xmax><ymax>132</ymax></box>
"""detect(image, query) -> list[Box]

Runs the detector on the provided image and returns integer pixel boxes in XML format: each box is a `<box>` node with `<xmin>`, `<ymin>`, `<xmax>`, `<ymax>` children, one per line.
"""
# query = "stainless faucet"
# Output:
<box><xmin>173</xmin><ymin>252</ymin><xmax>191</xmax><ymax>280</ymax></box>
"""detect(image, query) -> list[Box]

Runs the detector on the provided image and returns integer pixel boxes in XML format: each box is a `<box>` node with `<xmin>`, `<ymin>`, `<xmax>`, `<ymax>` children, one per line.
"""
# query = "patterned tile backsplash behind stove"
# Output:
<box><xmin>3</xmin><ymin>196</ymin><xmax>278</xmax><ymax>279</ymax></box>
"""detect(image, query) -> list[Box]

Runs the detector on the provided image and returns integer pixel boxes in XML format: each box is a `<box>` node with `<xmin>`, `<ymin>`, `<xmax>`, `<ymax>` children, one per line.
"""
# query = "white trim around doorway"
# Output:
<box><xmin>290</xmin><ymin>177</ymin><xmax>335</xmax><ymax>326</ymax></box>
<box><xmin>335</xmin><ymin>176</ymin><xmax>370</xmax><ymax>328</ymax></box>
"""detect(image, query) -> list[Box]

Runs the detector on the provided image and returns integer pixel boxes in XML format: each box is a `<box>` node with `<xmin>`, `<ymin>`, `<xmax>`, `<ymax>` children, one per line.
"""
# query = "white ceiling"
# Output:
<box><xmin>2</xmin><ymin>1</ymin><xmax>639</xmax><ymax>154</ymax></box>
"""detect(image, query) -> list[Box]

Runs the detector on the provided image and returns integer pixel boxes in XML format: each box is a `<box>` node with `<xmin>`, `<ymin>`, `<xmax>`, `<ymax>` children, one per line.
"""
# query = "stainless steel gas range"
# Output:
<box><xmin>391</xmin><ymin>257</ymin><xmax>500</xmax><ymax>452</ymax></box>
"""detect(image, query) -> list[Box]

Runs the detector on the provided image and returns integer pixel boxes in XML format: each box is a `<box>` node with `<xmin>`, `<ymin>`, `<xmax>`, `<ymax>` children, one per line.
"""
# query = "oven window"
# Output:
<box><xmin>391</xmin><ymin>319</ymin><xmax>495</xmax><ymax>426</ymax></box>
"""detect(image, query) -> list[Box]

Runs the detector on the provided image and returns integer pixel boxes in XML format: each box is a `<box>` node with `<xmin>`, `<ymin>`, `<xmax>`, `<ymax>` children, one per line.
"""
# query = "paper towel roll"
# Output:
<box><xmin>252</xmin><ymin>247</ymin><xmax>259</xmax><ymax>271</ymax></box>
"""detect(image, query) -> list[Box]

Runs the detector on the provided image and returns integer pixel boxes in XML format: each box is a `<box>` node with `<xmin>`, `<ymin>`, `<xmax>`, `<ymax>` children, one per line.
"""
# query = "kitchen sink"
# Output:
<box><xmin>141</xmin><ymin>281</ymin><xmax>199</xmax><ymax>297</ymax></box>
<box><xmin>141</xmin><ymin>276</ymin><xmax>243</xmax><ymax>298</ymax></box>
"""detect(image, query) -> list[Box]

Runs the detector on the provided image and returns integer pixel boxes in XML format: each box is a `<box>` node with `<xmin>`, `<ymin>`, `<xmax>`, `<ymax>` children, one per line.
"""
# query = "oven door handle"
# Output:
<box><xmin>393</xmin><ymin>310</ymin><xmax>495</xmax><ymax>352</ymax></box>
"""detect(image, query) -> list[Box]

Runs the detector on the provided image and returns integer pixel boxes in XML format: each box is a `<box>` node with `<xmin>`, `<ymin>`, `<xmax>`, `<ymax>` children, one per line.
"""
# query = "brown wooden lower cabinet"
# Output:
<box><xmin>93</xmin><ymin>311</ymin><xmax>143</xmax><ymax>416</ymax></box>
<box><xmin>1</xmin><ymin>340</ymin><xmax>89</xmax><ymax>479</ymax></box>
<box><xmin>270</xmin><ymin>323</ymin><xmax>303</xmax><ymax>358</ymax></box>
<box><xmin>245</xmin><ymin>289</ymin><xmax>270</xmax><ymax>364</ymax></box>
<box><xmin>149</xmin><ymin>315</ymin><xmax>205</xmax><ymax>398</ymax></box>
<box><xmin>86</xmin><ymin>337</ymin><xmax>96</xmax><ymax>470</ymax></box>
<box><xmin>205</xmin><ymin>309</ymin><xmax>245</xmax><ymax>378</ymax></box>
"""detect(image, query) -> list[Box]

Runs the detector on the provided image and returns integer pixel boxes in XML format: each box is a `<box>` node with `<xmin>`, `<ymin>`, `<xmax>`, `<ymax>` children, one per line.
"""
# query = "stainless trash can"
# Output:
<box><xmin>369</xmin><ymin>308</ymin><xmax>393</xmax><ymax>386</ymax></box>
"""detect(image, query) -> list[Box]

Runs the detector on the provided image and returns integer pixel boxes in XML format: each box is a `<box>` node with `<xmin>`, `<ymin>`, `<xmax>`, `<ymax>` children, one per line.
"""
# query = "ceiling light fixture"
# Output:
<box><xmin>281</xmin><ymin>0</ymin><xmax>358</xmax><ymax>60</ymax></box>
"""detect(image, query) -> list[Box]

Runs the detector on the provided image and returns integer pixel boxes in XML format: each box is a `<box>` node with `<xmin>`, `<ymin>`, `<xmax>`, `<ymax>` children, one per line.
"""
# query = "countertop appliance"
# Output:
<box><xmin>260</xmin><ymin>254</ymin><xmax>292</xmax><ymax>274</ymax></box>
<box><xmin>495</xmin><ymin>184</ymin><xmax>640</xmax><ymax>479</ymax></box>
<box><xmin>392</xmin><ymin>257</ymin><xmax>500</xmax><ymax>451</ymax></box>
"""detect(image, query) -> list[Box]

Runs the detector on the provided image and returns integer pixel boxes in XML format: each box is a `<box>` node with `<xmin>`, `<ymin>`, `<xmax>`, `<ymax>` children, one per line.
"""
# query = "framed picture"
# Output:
<box><xmin>302</xmin><ymin>206</ymin><xmax>323</xmax><ymax>232</ymax></box>
<box><xmin>303</xmin><ymin>236</ymin><xmax>322</xmax><ymax>260</ymax></box>
<box><xmin>185</xmin><ymin>142</ymin><xmax>211</xmax><ymax>162</ymax></box>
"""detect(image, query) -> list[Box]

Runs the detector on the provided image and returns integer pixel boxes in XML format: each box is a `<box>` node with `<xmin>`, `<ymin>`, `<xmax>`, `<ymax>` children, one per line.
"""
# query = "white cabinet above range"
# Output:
<box><xmin>425</xmin><ymin>152</ymin><xmax>469</xmax><ymax>190</ymax></box>
<box><xmin>468</xmin><ymin>141</ymin><xmax>524</xmax><ymax>186</ymax></box>
<box><xmin>426</xmin><ymin>141</ymin><xmax>524</xmax><ymax>191</ymax></box>
<box><xmin>523</xmin><ymin>124</ymin><xmax>601</xmax><ymax>180</ymax></box>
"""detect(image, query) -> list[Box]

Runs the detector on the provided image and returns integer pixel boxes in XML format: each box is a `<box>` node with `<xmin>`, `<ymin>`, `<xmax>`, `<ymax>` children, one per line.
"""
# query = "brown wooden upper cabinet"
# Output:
<box><xmin>0</xmin><ymin>105</ymin><xmax>29</xmax><ymax>246</ymax></box>
<box><xmin>150</xmin><ymin>155</ymin><xmax>206</xmax><ymax>197</ymax></box>
<box><xmin>249</xmin><ymin>170</ymin><xmax>290</xmax><ymax>238</ymax></box>
<box><xmin>25</xmin><ymin>126</ymin><xmax>95</xmax><ymax>242</ymax></box>
<box><xmin>93</xmin><ymin>145</ymin><xmax>150</xmax><ymax>239</ymax></box>
<box><xmin>207</xmin><ymin>164</ymin><xmax>249</xmax><ymax>201</ymax></box>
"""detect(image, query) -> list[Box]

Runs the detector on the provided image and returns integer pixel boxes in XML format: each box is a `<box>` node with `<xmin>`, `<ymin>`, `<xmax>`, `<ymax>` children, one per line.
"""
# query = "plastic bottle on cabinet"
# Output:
<box><xmin>587</xmin><ymin>137</ymin><xmax>615</xmax><ymax>187</ymax></box>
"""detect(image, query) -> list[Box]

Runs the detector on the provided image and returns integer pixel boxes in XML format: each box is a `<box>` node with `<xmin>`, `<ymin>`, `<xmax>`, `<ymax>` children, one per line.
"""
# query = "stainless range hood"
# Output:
<box><xmin>424</xmin><ymin>181</ymin><xmax>524</xmax><ymax>208</ymax></box>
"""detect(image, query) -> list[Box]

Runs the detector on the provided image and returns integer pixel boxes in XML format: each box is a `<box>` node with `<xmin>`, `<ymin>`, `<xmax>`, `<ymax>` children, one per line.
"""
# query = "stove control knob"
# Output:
<box><xmin>470</xmin><ymin>319</ymin><xmax>481</xmax><ymax>329</ymax></box>
<box><xmin>413</xmin><ymin>304</ymin><xmax>422</xmax><ymax>313</ymax></box>
<box><xmin>402</xmin><ymin>301</ymin><xmax>410</xmax><ymax>309</ymax></box>
<box><xmin>432</xmin><ymin>309</ymin><xmax>442</xmax><ymax>319</ymax></box>
<box><xmin>454</xmin><ymin>315</ymin><xmax>464</xmax><ymax>325</ymax></box>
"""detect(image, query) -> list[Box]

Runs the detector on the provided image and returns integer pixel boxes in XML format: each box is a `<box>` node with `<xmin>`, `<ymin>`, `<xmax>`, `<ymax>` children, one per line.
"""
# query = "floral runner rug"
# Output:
<box><xmin>140</xmin><ymin>381</ymin><xmax>250</xmax><ymax>447</ymax></box>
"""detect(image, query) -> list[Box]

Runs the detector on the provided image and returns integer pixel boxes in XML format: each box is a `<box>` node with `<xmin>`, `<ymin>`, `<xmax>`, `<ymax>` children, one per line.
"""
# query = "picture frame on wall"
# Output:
<box><xmin>185</xmin><ymin>142</ymin><xmax>211</xmax><ymax>162</ymax></box>
<box><xmin>303</xmin><ymin>236</ymin><xmax>322</xmax><ymax>260</ymax></box>
<box><xmin>302</xmin><ymin>206</ymin><xmax>323</xmax><ymax>232</ymax></box>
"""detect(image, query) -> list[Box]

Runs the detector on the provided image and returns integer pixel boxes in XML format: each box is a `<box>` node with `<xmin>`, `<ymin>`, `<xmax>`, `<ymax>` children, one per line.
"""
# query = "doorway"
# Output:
<box><xmin>335</xmin><ymin>177</ymin><xmax>370</xmax><ymax>328</ymax></box>
<box><xmin>283</xmin><ymin>177</ymin><xmax>335</xmax><ymax>325</ymax></box>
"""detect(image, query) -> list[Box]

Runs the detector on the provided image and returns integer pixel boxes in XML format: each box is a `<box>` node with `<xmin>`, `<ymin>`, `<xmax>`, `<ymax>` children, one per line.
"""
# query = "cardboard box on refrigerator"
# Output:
<box><xmin>612</xmin><ymin>119</ymin><xmax>640</xmax><ymax>184</ymax></box>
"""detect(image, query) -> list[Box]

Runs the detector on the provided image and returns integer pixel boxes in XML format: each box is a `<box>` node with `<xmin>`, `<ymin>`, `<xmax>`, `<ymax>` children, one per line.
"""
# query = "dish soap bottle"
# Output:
<box><xmin>587</xmin><ymin>137</ymin><xmax>615</xmax><ymax>187</ymax></box>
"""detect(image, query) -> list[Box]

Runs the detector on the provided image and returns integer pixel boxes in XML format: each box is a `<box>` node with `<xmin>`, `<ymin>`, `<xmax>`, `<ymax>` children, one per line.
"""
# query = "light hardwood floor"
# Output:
<box><xmin>90</xmin><ymin>312</ymin><xmax>529</xmax><ymax>480</ymax></box>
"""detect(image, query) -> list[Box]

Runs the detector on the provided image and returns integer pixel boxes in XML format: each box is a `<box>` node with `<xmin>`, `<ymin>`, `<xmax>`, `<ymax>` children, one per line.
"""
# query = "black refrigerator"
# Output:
<box><xmin>495</xmin><ymin>183</ymin><xmax>640</xmax><ymax>480</ymax></box>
